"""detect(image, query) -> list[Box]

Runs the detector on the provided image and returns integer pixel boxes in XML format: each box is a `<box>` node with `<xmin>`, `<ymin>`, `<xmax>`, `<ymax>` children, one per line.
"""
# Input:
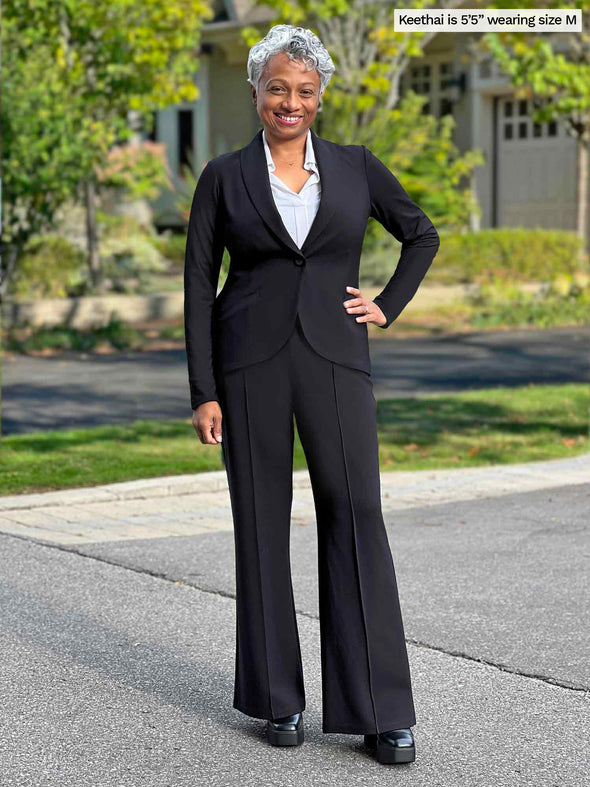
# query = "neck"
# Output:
<box><xmin>264</xmin><ymin>127</ymin><xmax>308</xmax><ymax>161</ymax></box>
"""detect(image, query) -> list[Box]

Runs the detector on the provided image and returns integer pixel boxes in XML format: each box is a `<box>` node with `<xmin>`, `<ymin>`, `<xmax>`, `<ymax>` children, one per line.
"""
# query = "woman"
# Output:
<box><xmin>184</xmin><ymin>24</ymin><xmax>440</xmax><ymax>765</ymax></box>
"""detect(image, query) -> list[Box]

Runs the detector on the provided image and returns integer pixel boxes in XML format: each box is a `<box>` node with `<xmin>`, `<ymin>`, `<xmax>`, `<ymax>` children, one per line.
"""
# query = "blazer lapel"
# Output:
<box><xmin>239</xmin><ymin>127</ymin><xmax>337</xmax><ymax>257</ymax></box>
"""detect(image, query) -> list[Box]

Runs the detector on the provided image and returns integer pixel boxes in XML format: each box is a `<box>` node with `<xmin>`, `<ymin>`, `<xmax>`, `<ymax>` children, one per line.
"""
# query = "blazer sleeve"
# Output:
<box><xmin>362</xmin><ymin>145</ymin><xmax>440</xmax><ymax>329</ymax></box>
<box><xmin>184</xmin><ymin>159</ymin><xmax>225</xmax><ymax>410</ymax></box>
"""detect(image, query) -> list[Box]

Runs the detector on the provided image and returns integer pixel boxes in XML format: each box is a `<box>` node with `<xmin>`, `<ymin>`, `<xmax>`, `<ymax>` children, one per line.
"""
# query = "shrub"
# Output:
<box><xmin>151</xmin><ymin>230</ymin><xmax>187</xmax><ymax>271</ymax></box>
<box><xmin>361</xmin><ymin>227</ymin><xmax>587</xmax><ymax>288</ymax></box>
<box><xmin>467</xmin><ymin>272</ymin><xmax>590</xmax><ymax>328</ymax></box>
<box><xmin>10</xmin><ymin>234</ymin><xmax>86</xmax><ymax>298</ymax></box>
<box><xmin>97</xmin><ymin>212</ymin><xmax>168</xmax><ymax>293</ymax></box>
<box><xmin>100</xmin><ymin>234</ymin><xmax>168</xmax><ymax>293</ymax></box>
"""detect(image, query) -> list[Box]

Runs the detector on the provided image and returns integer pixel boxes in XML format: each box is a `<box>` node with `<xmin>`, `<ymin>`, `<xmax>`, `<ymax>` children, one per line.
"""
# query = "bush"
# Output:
<box><xmin>97</xmin><ymin>212</ymin><xmax>168</xmax><ymax>293</ymax></box>
<box><xmin>467</xmin><ymin>271</ymin><xmax>590</xmax><ymax>328</ymax></box>
<box><xmin>7</xmin><ymin>315</ymin><xmax>145</xmax><ymax>353</ymax></box>
<box><xmin>11</xmin><ymin>234</ymin><xmax>86</xmax><ymax>298</ymax></box>
<box><xmin>100</xmin><ymin>234</ymin><xmax>168</xmax><ymax>293</ymax></box>
<box><xmin>437</xmin><ymin>228</ymin><xmax>586</xmax><ymax>284</ymax></box>
<box><xmin>151</xmin><ymin>231</ymin><xmax>187</xmax><ymax>271</ymax></box>
<box><xmin>361</xmin><ymin>227</ymin><xmax>587</xmax><ymax>288</ymax></box>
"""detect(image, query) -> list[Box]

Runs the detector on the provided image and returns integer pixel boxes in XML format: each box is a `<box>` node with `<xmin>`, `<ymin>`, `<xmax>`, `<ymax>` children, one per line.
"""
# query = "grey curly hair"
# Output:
<box><xmin>247</xmin><ymin>24</ymin><xmax>336</xmax><ymax>96</ymax></box>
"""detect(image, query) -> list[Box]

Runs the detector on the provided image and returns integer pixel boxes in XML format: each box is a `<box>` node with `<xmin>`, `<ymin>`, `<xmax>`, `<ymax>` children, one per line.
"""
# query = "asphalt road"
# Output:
<box><xmin>2</xmin><ymin>325</ymin><xmax>589</xmax><ymax>435</ymax></box>
<box><xmin>0</xmin><ymin>467</ymin><xmax>588</xmax><ymax>785</ymax></box>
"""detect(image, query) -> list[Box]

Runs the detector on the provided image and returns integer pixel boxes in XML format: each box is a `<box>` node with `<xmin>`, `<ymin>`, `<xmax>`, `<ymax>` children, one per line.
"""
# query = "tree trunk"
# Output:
<box><xmin>577</xmin><ymin>135</ymin><xmax>589</xmax><ymax>264</ymax></box>
<box><xmin>85</xmin><ymin>178</ymin><xmax>102</xmax><ymax>291</ymax></box>
<box><xmin>0</xmin><ymin>244</ymin><xmax>19</xmax><ymax>304</ymax></box>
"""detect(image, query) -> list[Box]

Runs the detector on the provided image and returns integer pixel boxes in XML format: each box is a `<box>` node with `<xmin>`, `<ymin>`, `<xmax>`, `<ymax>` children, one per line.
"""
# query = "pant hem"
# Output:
<box><xmin>234</xmin><ymin>702</ymin><xmax>306</xmax><ymax>722</ymax></box>
<box><xmin>322</xmin><ymin>718</ymin><xmax>416</xmax><ymax>735</ymax></box>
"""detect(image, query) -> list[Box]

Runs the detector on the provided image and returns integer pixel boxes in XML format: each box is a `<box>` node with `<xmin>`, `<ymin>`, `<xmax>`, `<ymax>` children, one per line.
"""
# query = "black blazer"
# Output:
<box><xmin>184</xmin><ymin>127</ymin><xmax>440</xmax><ymax>410</ymax></box>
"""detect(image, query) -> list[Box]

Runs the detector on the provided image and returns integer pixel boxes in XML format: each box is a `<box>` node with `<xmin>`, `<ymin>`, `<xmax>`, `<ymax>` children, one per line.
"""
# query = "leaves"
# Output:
<box><xmin>2</xmin><ymin>0</ymin><xmax>212</xmax><ymax>290</ymax></box>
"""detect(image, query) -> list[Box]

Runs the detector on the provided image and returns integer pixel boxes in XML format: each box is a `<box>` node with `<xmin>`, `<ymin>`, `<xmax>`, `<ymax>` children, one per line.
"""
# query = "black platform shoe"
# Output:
<box><xmin>266</xmin><ymin>712</ymin><xmax>304</xmax><ymax>746</ymax></box>
<box><xmin>364</xmin><ymin>727</ymin><xmax>415</xmax><ymax>764</ymax></box>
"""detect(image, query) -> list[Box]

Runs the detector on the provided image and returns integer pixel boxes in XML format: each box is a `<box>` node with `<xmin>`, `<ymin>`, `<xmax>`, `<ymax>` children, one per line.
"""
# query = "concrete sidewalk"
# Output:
<box><xmin>1</xmin><ymin>454</ymin><xmax>588</xmax><ymax>785</ymax></box>
<box><xmin>1</xmin><ymin>451</ymin><xmax>589</xmax><ymax>545</ymax></box>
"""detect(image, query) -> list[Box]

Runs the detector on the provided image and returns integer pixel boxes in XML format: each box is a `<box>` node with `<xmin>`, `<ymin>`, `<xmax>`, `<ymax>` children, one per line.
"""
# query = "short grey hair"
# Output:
<box><xmin>247</xmin><ymin>24</ymin><xmax>335</xmax><ymax>96</ymax></box>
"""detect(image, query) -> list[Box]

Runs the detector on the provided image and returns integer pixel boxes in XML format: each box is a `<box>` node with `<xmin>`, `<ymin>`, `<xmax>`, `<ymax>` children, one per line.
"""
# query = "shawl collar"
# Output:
<box><xmin>239</xmin><ymin>126</ymin><xmax>336</xmax><ymax>257</ymax></box>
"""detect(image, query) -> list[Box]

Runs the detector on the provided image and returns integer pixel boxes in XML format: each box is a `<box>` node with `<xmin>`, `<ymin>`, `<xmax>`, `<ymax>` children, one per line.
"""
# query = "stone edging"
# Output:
<box><xmin>0</xmin><ymin>470</ymin><xmax>313</xmax><ymax>512</ymax></box>
<box><xmin>1</xmin><ymin>452</ymin><xmax>588</xmax><ymax>512</ymax></box>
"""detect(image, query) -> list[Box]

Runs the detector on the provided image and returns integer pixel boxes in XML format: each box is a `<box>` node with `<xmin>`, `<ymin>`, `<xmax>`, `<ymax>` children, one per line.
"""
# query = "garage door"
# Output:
<box><xmin>497</xmin><ymin>95</ymin><xmax>577</xmax><ymax>231</ymax></box>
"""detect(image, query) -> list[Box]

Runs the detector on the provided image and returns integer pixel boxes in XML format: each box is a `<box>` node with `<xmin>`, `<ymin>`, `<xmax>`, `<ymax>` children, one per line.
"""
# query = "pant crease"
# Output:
<box><xmin>242</xmin><ymin>367</ymin><xmax>275</xmax><ymax>720</ymax></box>
<box><xmin>331</xmin><ymin>362</ymin><xmax>380</xmax><ymax>733</ymax></box>
<box><xmin>287</xmin><ymin>415</ymin><xmax>305</xmax><ymax>695</ymax></box>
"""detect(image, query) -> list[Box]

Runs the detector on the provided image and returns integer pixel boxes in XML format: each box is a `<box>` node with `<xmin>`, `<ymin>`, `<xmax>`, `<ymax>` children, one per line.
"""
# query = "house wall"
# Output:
<box><xmin>151</xmin><ymin>26</ymin><xmax>589</xmax><ymax>249</ymax></box>
<box><xmin>418</xmin><ymin>32</ymin><xmax>587</xmax><ymax>249</ymax></box>
<box><xmin>150</xmin><ymin>36</ymin><xmax>259</xmax><ymax>230</ymax></box>
<box><xmin>209</xmin><ymin>43</ymin><xmax>260</xmax><ymax>157</ymax></box>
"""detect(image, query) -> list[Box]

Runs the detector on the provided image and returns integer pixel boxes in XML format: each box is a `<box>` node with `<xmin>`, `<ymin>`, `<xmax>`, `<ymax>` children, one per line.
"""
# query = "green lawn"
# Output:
<box><xmin>1</xmin><ymin>383</ymin><xmax>588</xmax><ymax>496</ymax></box>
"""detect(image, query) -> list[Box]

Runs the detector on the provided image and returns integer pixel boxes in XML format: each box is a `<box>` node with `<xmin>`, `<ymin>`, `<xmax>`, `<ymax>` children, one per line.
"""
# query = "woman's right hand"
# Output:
<box><xmin>193</xmin><ymin>401</ymin><xmax>223</xmax><ymax>445</ymax></box>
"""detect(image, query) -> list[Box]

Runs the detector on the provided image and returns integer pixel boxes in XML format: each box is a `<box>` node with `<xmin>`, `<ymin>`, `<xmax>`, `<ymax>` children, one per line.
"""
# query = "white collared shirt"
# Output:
<box><xmin>262</xmin><ymin>127</ymin><xmax>322</xmax><ymax>250</ymax></box>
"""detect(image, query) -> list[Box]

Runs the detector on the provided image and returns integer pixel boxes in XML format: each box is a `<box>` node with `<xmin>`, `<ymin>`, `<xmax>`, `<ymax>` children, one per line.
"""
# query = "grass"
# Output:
<box><xmin>1</xmin><ymin>383</ymin><xmax>588</xmax><ymax>496</ymax></box>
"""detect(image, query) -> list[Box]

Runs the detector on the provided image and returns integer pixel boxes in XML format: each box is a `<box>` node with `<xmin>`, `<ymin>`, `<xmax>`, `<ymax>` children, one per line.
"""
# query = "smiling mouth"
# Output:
<box><xmin>274</xmin><ymin>113</ymin><xmax>303</xmax><ymax>124</ymax></box>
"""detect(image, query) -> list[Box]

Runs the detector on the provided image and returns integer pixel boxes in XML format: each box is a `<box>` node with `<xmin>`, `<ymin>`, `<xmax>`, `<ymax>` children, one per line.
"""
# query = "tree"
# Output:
<box><xmin>1</xmin><ymin>17</ymin><xmax>94</xmax><ymax>300</ymax></box>
<box><xmin>1</xmin><ymin>0</ymin><xmax>212</xmax><ymax>297</ymax></box>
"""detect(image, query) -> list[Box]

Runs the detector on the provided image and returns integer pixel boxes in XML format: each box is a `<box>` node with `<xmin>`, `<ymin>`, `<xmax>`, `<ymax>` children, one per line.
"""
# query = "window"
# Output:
<box><xmin>402</xmin><ymin>61</ymin><xmax>454</xmax><ymax>118</ymax></box>
<box><xmin>145</xmin><ymin>112</ymin><xmax>157</xmax><ymax>141</ymax></box>
<box><xmin>410</xmin><ymin>63</ymin><xmax>431</xmax><ymax>94</ymax></box>
<box><xmin>501</xmin><ymin>97</ymin><xmax>559</xmax><ymax>141</ymax></box>
<box><xmin>178</xmin><ymin>109</ymin><xmax>194</xmax><ymax>175</ymax></box>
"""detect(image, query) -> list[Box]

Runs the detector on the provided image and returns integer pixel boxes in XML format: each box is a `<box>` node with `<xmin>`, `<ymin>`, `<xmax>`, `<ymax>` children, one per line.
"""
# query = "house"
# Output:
<box><xmin>146</xmin><ymin>0</ymin><xmax>588</xmax><ymax>250</ymax></box>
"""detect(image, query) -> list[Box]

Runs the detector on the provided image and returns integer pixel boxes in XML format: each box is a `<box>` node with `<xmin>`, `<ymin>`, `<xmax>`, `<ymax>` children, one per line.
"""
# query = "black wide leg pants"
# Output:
<box><xmin>216</xmin><ymin>314</ymin><xmax>416</xmax><ymax>734</ymax></box>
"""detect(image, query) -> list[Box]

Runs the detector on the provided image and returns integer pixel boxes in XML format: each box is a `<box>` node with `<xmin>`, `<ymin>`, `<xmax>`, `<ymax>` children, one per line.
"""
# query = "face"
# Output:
<box><xmin>251</xmin><ymin>52</ymin><xmax>323</xmax><ymax>139</ymax></box>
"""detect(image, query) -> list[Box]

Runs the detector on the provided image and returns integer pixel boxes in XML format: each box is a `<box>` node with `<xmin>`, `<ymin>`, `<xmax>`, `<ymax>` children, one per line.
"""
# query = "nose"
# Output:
<box><xmin>280</xmin><ymin>91</ymin><xmax>302</xmax><ymax>111</ymax></box>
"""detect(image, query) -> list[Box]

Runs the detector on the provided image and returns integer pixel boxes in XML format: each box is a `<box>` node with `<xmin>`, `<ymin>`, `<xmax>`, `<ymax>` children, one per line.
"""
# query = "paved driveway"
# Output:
<box><xmin>2</xmin><ymin>326</ymin><xmax>589</xmax><ymax>434</ymax></box>
<box><xmin>1</xmin><ymin>455</ymin><xmax>588</xmax><ymax>785</ymax></box>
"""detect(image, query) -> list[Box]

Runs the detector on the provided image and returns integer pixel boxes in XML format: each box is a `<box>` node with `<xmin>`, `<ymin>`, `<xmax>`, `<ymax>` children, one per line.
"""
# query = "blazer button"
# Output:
<box><xmin>293</xmin><ymin>257</ymin><xmax>304</xmax><ymax>266</ymax></box>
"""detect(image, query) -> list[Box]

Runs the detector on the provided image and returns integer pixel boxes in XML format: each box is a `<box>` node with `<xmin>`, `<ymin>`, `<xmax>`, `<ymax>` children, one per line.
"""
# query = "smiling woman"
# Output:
<box><xmin>253</xmin><ymin>67</ymin><xmax>320</xmax><ymax>185</ymax></box>
<box><xmin>184</xmin><ymin>23</ymin><xmax>440</xmax><ymax>764</ymax></box>
<box><xmin>248</xmin><ymin>50</ymin><xmax>324</xmax><ymax>199</ymax></box>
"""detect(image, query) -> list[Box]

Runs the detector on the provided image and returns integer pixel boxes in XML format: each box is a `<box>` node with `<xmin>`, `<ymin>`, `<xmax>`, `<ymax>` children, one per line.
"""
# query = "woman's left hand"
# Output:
<box><xmin>342</xmin><ymin>285</ymin><xmax>387</xmax><ymax>327</ymax></box>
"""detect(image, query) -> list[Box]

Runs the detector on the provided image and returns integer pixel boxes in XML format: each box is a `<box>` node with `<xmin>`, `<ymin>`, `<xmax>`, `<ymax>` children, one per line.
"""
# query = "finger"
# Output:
<box><xmin>212</xmin><ymin>413</ymin><xmax>223</xmax><ymax>444</ymax></box>
<box><xmin>354</xmin><ymin>305</ymin><xmax>374</xmax><ymax>322</ymax></box>
<box><xmin>197</xmin><ymin>419</ymin><xmax>218</xmax><ymax>445</ymax></box>
<box><xmin>343</xmin><ymin>297</ymin><xmax>363</xmax><ymax>308</ymax></box>
<box><xmin>345</xmin><ymin>302</ymin><xmax>370</xmax><ymax>313</ymax></box>
<box><xmin>204</xmin><ymin>425</ymin><xmax>219</xmax><ymax>445</ymax></box>
<box><xmin>192</xmin><ymin>419</ymin><xmax>204</xmax><ymax>444</ymax></box>
<box><xmin>195</xmin><ymin>424</ymin><xmax>206</xmax><ymax>445</ymax></box>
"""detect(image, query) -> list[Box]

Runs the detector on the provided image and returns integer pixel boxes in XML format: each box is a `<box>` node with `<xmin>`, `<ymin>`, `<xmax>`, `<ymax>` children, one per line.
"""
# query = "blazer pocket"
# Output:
<box><xmin>215</xmin><ymin>289</ymin><xmax>261</xmax><ymax>321</ymax></box>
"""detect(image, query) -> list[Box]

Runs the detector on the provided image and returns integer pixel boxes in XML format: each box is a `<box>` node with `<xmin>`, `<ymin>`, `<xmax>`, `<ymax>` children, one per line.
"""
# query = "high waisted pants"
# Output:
<box><xmin>216</xmin><ymin>314</ymin><xmax>416</xmax><ymax>734</ymax></box>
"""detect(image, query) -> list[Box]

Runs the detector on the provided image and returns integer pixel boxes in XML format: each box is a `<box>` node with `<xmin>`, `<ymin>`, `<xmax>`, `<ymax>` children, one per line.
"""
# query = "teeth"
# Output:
<box><xmin>276</xmin><ymin>114</ymin><xmax>301</xmax><ymax>122</ymax></box>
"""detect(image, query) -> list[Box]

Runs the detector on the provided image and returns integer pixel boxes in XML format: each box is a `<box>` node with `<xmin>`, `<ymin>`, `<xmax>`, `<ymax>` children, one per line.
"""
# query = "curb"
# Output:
<box><xmin>0</xmin><ymin>469</ymin><xmax>314</xmax><ymax>512</ymax></box>
<box><xmin>1</xmin><ymin>452</ymin><xmax>588</xmax><ymax>513</ymax></box>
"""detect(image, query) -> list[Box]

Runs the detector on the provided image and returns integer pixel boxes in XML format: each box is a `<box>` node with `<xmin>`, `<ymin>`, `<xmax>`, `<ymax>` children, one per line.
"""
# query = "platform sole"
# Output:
<box><xmin>266</xmin><ymin>718</ymin><xmax>304</xmax><ymax>746</ymax></box>
<box><xmin>364</xmin><ymin>733</ymin><xmax>416</xmax><ymax>764</ymax></box>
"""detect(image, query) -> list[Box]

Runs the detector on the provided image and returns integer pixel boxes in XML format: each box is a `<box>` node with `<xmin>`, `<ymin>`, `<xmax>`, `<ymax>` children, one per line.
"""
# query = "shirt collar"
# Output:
<box><xmin>262</xmin><ymin>127</ymin><xmax>318</xmax><ymax>175</ymax></box>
